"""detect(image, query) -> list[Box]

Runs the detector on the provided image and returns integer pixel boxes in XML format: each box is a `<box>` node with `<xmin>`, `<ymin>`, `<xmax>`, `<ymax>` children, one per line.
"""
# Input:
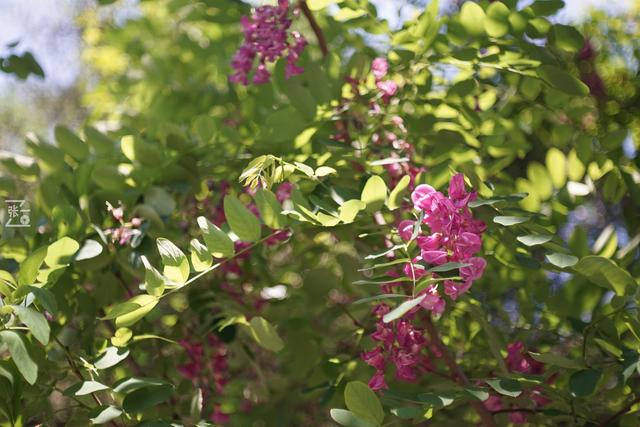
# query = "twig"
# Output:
<box><xmin>424</xmin><ymin>315</ymin><xmax>496</xmax><ymax>427</ymax></box>
<box><xmin>299</xmin><ymin>0</ymin><xmax>328</xmax><ymax>58</ymax></box>
<box><xmin>53</xmin><ymin>336</ymin><xmax>120</xmax><ymax>427</ymax></box>
<box><xmin>597</xmin><ymin>395</ymin><xmax>640</xmax><ymax>427</ymax></box>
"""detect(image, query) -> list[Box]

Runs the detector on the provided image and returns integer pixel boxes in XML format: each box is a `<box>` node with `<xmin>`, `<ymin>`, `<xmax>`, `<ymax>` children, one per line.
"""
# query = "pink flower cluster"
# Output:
<box><xmin>362</xmin><ymin>174</ymin><xmax>486</xmax><ymax>391</ymax></box>
<box><xmin>371</xmin><ymin>57</ymin><xmax>398</xmax><ymax>101</ymax></box>
<box><xmin>362</xmin><ymin>305</ymin><xmax>441</xmax><ymax>391</ymax></box>
<box><xmin>484</xmin><ymin>342</ymin><xmax>551</xmax><ymax>424</ymax></box>
<box><xmin>104</xmin><ymin>201</ymin><xmax>143</xmax><ymax>246</ymax></box>
<box><xmin>230</xmin><ymin>0</ymin><xmax>306</xmax><ymax>85</ymax></box>
<box><xmin>178</xmin><ymin>334</ymin><xmax>231</xmax><ymax>424</ymax></box>
<box><xmin>399</xmin><ymin>173</ymin><xmax>487</xmax><ymax>306</ymax></box>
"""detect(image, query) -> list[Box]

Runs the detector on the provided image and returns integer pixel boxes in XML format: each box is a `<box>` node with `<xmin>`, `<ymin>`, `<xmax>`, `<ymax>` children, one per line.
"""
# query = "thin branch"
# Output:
<box><xmin>299</xmin><ymin>0</ymin><xmax>328</xmax><ymax>58</ymax></box>
<box><xmin>597</xmin><ymin>395</ymin><xmax>640</xmax><ymax>427</ymax></box>
<box><xmin>52</xmin><ymin>336</ymin><xmax>121</xmax><ymax>427</ymax></box>
<box><xmin>424</xmin><ymin>315</ymin><xmax>496</xmax><ymax>427</ymax></box>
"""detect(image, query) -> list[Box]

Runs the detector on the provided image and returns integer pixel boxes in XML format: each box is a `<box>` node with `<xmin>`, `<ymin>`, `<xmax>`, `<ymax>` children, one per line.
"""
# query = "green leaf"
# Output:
<box><xmin>383</xmin><ymin>295</ymin><xmax>425</xmax><ymax>323</ymax></box>
<box><xmin>493</xmin><ymin>216</ymin><xmax>529</xmax><ymax>226</ymax></box>
<box><xmin>122</xmin><ymin>384</ymin><xmax>174</xmax><ymax>413</ymax></box>
<box><xmin>569</xmin><ymin>369</ymin><xmax>601</xmax><ymax>397</ymax></box>
<box><xmin>94</xmin><ymin>347</ymin><xmax>131</xmax><ymax>370</ymax></box>
<box><xmin>546</xmin><ymin>252</ymin><xmax>579</xmax><ymax>269</ymax></box>
<box><xmin>361</xmin><ymin>176</ymin><xmax>387</xmax><ymax>212</ymax></box>
<box><xmin>330</xmin><ymin>409</ymin><xmax>378</xmax><ymax>427</ymax></box>
<box><xmin>464</xmin><ymin>387</ymin><xmax>490</xmax><ymax>401</ymax></box>
<box><xmin>26</xmin><ymin>286</ymin><xmax>57</xmax><ymax>315</ymax></box>
<box><xmin>546</xmin><ymin>147</ymin><xmax>567</xmax><ymax>189</ymax></box>
<box><xmin>459</xmin><ymin>2</ymin><xmax>486</xmax><ymax>37</ymax></box>
<box><xmin>428</xmin><ymin>262</ymin><xmax>470</xmax><ymax>273</ymax></box>
<box><xmin>140</xmin><ymin>256</ymin><xmax>166</xmax><ymax>297</ymax></box>
<box><xmin>485</xmin><ymin>1</ymin><xmax>510</xmax><ymax>37</ymax></box>
<box><xmin>537</xmin><ymin>65</ymin><xmax>589</xmax><ymax>96</ymax></box>
<box><xmin>573</xmin><ymin>256</ymin><xmax>635</xmax><ymax>295</ymax></box>
<box><xmin>529</xmin><ymin>352</ymin><xmax>583</xmax><ymax>369</ymax></box>
<box><xmin>387</xmin><ymin>175</ymin><xmax>410</xmax><ymax>211</ymax></box>
<box><xmin>189</xmin><ymin>239</ymin><xmax>213</xmax><ymax>273</ymax></box>
<box><xmin>65</xmin><ymin>380</ymin><xmax>110</xmax><ymax>396</ymax></box>
<box><xmin>254</xmin><ymin>189</ymin><xmax>287</xmax><ymax>229</ymax></box>
<box><xmin>0</xmin><ymin>331</ymin><xmax>37</xmax><ymax>384</ymax></box>
<box><xmin>115</xmin><ymin>295</ymin><xmax>159</xmax><ymax>328</ymax></box>
<box><xmin>44</xmin><ymin>237</ymin><xmax>80</xmax><ymax>267</ymax></box>
<box><xmin>551</xmin><ymin>24</ymin><xmax>584</xmax><ymax>52</ymax></box>
<box><xmin>90</xmin><ymin>406</ymin><xmax>123</xmax><ymax>425</ymax></box>
<box><xmin>486</xmin><ymin>378</ymin><xmax>522</xmax><ymax>398</ymax></box>
<box><xmin>102</xmin><ymin>302</ymin><xmax>141</xmax><ymax>320</ymax></box>
<box><xmin>112</xmin><ymin>377</ymin><xmax>169</xmax><ymax>394</ymax></box>
<box><xmin>156</xmin><ymin>238</ymin><xmax>189</xmax><ymax>284</ymax></box>
<box><xmin>111</xmin><ymin>328</ymin><xmax>133</xmax><ymax>347</ymax></box>
<box><xmin>352</xmin><ymin>294</ymin><xmax>408</xmax><ymax>305</ymax></box>
<box><xmin>248</xmin><ymin>316</ymin><xmax>284</xmax><ymax>352</ymax></box>
<box><xmin>344</xmin><ymin>381</ymin><xmax>384</xmax><ymax>425</ymax></box>
<box><xmin>54</xmin><ymin>125</ymin><xmax>88</xmax><ymax>161</ymax></box>
<box><xmin>307</xmin><ymin>0</ymin><xmax>342</xmax><ymax>10</ymax></box>
<box><xmin>75</xmin><ymin>239</ymin><xmax>103</xmax><ymax>261</ymax></box>
<box><xmin>12</xmin><ymin>306</ymin><xmax>50</xmax><ymax>345</ymax></box>
<box><xmin>197</xmin><ymin>216</ymin><xmax>235</xmax><ymax>258</ymax></box>
<box><xmin>339</xmin><ymin>199</ymin><xmax>366</xmax><ymax>224</ymax></box>
<box><xmin>224</xmin><ymin>195</ymin><xmax>262</xmax><ymax>242</ymax></box>
<box><xmin>18</xmin><ymin>246</ymin><xmax>47</xmax><ymax>286</ymax></box>
<box><xmin>517</xmin><ymin>234</ymin><xmax>553</xmax><ymax>246</ymax></box>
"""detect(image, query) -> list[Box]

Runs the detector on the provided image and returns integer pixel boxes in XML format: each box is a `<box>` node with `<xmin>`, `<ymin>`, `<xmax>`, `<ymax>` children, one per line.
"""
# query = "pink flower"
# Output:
<box><xmin>417</xmin><ymin>233</ymin><xmax>442</xmax><ymax>251</ymax></box>
<box><xmin>448</xmin><ymin>173</ymin><xmax>467</xmax><ymax>201</ymax></box>
<box><xmin>368</xmin><ymin>370</ymin><xmax>388</xmax><ymax>391</ymax></box>
<box><xmin>411</xmin><ymin>184</ymin><xmax>438</xmax><ymax>210</ymax></box>
<box><xmin>483</xmin><ymin>394</ymin><xmax>503</xmax><ymax>411</ymax></box>
<box><xmin>418</xmin><ymin>285</ymin><xmax>445</xmax><ymax>315</ymax></box>
<box><xmin>421</xmin><ymin>250</ymin><xmax>448</xmax><ymax>265</ymax></box>
<box><xmin>376</xmin><ymin>80</ymin><xmax>398</xmax><ymax>97</ymax></box>
<box><xmin>397</xmin><ymin>220</ymin><xmax>415</xmax><ymax>241</ymax></box>
<box><xmin>443</xmin><ymin>280</ymin><xmax>472</xmax><ymax>300</ymax></box>
<box><xmin>230</xmin><ymin>0</ymin><xmax>306</xmax><ymax>85</ymax></box>
<box><xmin>459</xmin><ymin>257</ymin><xmax>487</xmax><ymax>282</ymax></box>
<box><xmin>403</xmin><ymin>258</ymin><xmax>427</xmax><ymax>280</ymax></box>
<box><xmin>455</xmin><ymin>232</ymin><xmax>482</xmax><ymax>258</ymax></box>
<box><xmin>371</xmin><ymin>57</ymin><xmax>388</xmax><ymax>80</ymax></box>
<box><xmin>362</xmin><ymin>348</ymin><xmax>386</xmax><ymax>370</ymax></box>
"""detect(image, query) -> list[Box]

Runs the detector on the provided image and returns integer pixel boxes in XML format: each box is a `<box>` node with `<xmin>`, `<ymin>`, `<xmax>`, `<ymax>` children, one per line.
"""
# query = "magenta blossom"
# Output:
<box><xmin>371</xmin><ymin>57</ymin><xmax>389</xmax><ymax>79</ymax></box>
<box><xmin>230</xmin><ymin>0</ymin><xmax>306</xmax><ymax>85</ymax></box>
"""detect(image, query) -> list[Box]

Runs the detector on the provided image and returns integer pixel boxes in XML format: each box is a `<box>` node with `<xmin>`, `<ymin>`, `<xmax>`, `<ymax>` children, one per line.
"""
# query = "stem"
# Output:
<box><xmin>597</xmin><ymin>395</ymin><xmax>640</xmax><ymax>427</ymax></box>
<box><xmin>424</xmin><ymin>315</ymin><xmax>496</xmax><ymax>427</ymax></box>
<box><xmin>299</xmin><ymin>0</ymin><xmax>328</xmax><ymax>58</ymax></box>
<box><xmin>52</xmin><ymin>336</ymin><xmax>121</xmax><ymax>427</ymax></box>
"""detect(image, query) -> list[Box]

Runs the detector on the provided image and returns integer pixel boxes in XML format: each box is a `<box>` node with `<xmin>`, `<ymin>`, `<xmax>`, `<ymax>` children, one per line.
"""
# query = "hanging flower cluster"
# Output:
<box><xmin>362</xmin><ymin>305</ymin><xmax>441</xmax><ymax>391</ymax></box>
<box><xmin>362</xmin><ymin>173</ymin><xmax>486</xmax><ymax>391</ymax></box>
<box><xmin>230</xmin><ymin>0</ymin><xmax>307</xmax><ymax>85</ymax></box>
<box><xmin>484</xmin><ymin>342</ymin><xmax>551</xmax><ymax>424</ymax></box>
<box><xmin>402</xmin><ymin>173</ymin><xmax>487</xmax><ymax>303</ymax></box>
<box><xmin>178</xmin><ymin>334</ymin><xmax>231</xmax><ymax>424</ymax></box>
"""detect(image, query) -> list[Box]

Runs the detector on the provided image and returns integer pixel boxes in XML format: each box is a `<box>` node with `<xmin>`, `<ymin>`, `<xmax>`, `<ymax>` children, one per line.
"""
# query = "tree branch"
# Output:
<box><xmin>424</xmin><ymin>315</ymin><xmax>496</xmax><ymax>427</ymax></box>
<box><xmin>299</xmin><ymin>1</ymin><xmax>328</xmax><ymax>58</ymax></box>
<box><xmin>597</xmin><ymin>395</ymin><xmax>640</xmax><ymax>427</ymax></box>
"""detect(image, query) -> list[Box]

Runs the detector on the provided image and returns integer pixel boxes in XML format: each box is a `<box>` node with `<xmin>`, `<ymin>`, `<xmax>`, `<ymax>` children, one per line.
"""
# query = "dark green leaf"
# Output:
<box><xmin>224</xmin><ymin>195</ymin><xmax>262</xmax><ymax>242</ymax></box>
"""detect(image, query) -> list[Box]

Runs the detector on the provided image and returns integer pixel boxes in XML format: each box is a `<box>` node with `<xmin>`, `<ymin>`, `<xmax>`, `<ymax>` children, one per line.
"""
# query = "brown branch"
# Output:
<box><xmin>299</xmin><ymin>0</ymin><xmax>328</xmax><ymax>58</ymax></box>
<box><xmin>53</xmin><ymin>336</ymin><xmax>121</xmax><ymax>427</ymax></box>
<box><xmin>424</xmin><ymin>315</ymin><xmax>496</xmax><ymax>427</ymax></box>
<box><xmin>597</xmin><ymin>395</ymin><xmax>640</xmax><ymax>427</ymax></box>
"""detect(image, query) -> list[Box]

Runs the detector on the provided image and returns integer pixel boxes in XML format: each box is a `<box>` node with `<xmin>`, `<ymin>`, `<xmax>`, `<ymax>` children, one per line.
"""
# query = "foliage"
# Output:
<box><xmin>0</xmin><ymin>0</ymin><xmax>639</xmax><ymax>426</ymax></box>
